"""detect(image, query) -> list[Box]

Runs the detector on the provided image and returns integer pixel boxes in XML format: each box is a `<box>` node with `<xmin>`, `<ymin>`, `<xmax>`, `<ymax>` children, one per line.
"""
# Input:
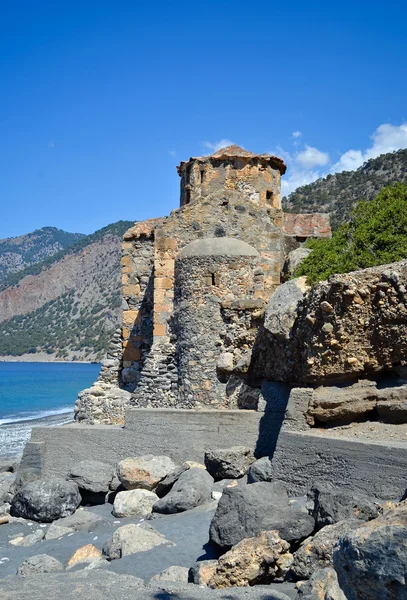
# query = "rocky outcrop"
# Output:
<box><xmin>296</xmin><ymin>567</ymin><xmax>346</xmax><ymax>600</ymax></box>
<box><xmin>252</xmin><ymin>261</ymin><xmax>407</xmax><ymax>385</ymax></box>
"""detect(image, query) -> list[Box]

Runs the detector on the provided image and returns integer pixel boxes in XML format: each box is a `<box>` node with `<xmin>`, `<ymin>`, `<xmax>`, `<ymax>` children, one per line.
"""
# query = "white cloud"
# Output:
<box><xmin>292</xmin><ymin>131</ymin><xmax>302</xmax><ymax>138</ymax></box>
<box><xmin>169</xmin><ymin>150</ymin><xmax>176</xmax><ymax>157</ymax></box>
<box><xmin>295</xmin><ymin>145</ymin><xmax>330</xmax><ymax>169</ymax></box>
<box><xmin>203</xmin><ymin>138</ymin><xmax>235</xmax><ymax>152</ymax></box>
<box><xmin>282</xmin><ymin>121</ymin><xmax>407</xmax><ymax>196</ymax></box>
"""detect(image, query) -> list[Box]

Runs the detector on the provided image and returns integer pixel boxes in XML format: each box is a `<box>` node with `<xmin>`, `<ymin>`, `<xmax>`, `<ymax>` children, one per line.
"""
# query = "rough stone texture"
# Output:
<box><xmin>291</xmin><ymin>519</ymin><xmax>360</xmax><ymax>580</ymax></box>
<box><xmin>103</xmin><ymin>523</ymin><xmax>173</xmax><ymax>560</ymax></box>
<box><xmin>155</xmin><ymin>464</ymin><xmax>190</xmax><ymax>498</ymax></box>
<box><xmin>247</xmin><ymin>457</ymin><xmax>273</xmax><ymax>483</ymax></box>
<box><xmin>74</xmin><ymin>383</ymin><xmax>132</xmax><ymax>425</ymax></box>
<box><xmin>117</xmin><ymin>455</ymin><xmax>177</xmax><ymax>490</ymax></box>
<box><xmin>113</xmin><ymin>489</ymin><xmax>158</xmax><ymax>517</ymax></box>
<box><xmin>263</xmin><ymin>276</ymin><xmax>310</xmax><ymax>339</ymax></box>
<box><xmin>206</xmin><ymin>530</ymin><xmax>292</xmax><ymax>588</ymax></box>
<box><xmin>17</xmin><ymin>554</ymin><xmax>64</xmax><ymax>576</ymax></box>
<box><xmin>68</xmin><ymin>459</ymin><xmax>114</xmax><ymax>493</ymax></box>
<box><xmin>296</xmin><ymin>568</ymin><xmax>346</xmax><ymax>600</ymax></box>
<box><xmin>209</xmin><ymin>481</ymin><xmax>315</xmax><ymax>549</ymax></box>
<box><xmin>253</xmin><ymin>262</ymin><xmax>407</xmax><ymax>386</ymax></box>
<box><xmin>282</xmin><ymin>213</ymin><xmax>331</xmax><ymax>238</ymax></box>
<box><xmin>150</xmin><ymin>566</ymin><xmax>190</xmax><ymax>584</ymax></box>
<box><xmin>309</xmin><ymin>482</ymin><xmax>379</xmax><ymax>529</ymax></box>
<box><xmin>153</xmin><ymin>468</ymin><xmax>213</xmax><ymax>514</ymax></box>
<box><xmin>66</xmin><ymin>544</ymin><xmax>102</xmax><ymax>567</ymax></box>
<box><xmin>189</xmin><ymin>560</ymin><xmax>218</xmax><ymax>585</ymax></box>
<box><xmin>45</xmin><ymin>524</ymin><xmax>73</xmax><ymax>540</ymax></box>
<box><xmin>204</xmin><ymin>447</ymin><xmax>255</xmax><ymax>480</ymax></box>
<box><xmin>333</xmin><ymin>502</ymin><xmax>407</xmax><ymax>600</ymax></box>
<box><xmin>10</xmin><ymin>478</ymin><xmax>81</xmax><ymax>522</ymax></box>
<box><xmin>52</xmin><ymin>508</ymin><xmax>102</xmax><ymax>532</ymax></box>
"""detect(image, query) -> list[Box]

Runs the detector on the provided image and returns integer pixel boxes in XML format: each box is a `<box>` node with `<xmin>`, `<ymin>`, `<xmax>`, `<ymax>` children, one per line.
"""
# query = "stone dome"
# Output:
<box><xmin>179</xmin><ymin>237</ymin><xmax>259</xmax><ymax>259</ymax></box>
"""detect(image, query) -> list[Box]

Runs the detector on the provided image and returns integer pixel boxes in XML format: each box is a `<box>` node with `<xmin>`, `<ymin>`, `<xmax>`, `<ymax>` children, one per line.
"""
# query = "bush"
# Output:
<box><xmin>296</xmin><ymin>183</ymin><xmax>407</xmax><ymax>284</ymax></box>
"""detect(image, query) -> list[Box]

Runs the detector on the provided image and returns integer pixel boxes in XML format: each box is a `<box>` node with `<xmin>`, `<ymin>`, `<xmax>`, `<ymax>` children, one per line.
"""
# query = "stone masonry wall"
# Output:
<box><xmin>174</xmin><ymin>253</ymin><xmax>263</xmax><ymax>407</ymax></box>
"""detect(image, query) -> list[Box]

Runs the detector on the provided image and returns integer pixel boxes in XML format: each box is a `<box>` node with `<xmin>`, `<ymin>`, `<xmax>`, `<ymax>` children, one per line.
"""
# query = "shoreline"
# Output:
<box><xmin>0</xmin><ymin>356</ymin><xmax>98</xmax><ymax>364</ymax></box>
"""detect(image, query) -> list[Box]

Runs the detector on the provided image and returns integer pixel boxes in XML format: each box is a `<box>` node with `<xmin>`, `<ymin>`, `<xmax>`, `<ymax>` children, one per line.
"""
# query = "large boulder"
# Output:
<box><xmin>103</xmin><ymin>523</ymin><xmax>173</xmax><ymax>560</ymax></box>
<box><xmin>117</xmin><ymin>455</ymin><xmax>177</xmax><ymax>491</ymax></box>
<box><xmin>112</xmin><ymin>489</ymin><xmax>158</xmax><ymax>517</ymax></box>
<box><xmin>297</xmin><ymin>567</ymin><xmax>346</xmax><ymax>600</ymax></box>
<box><xmin>309</xmin><ymin>483</ymin><xmax>379</xmax><ymax>529</ymax></box>
<box><xmin>17</xmin><ymin>554</ymin><xmax>63</xmax><ymax>576</ymax></box>
<box><xmin>209</xmin><ymin>481</ymin><xmax>315</xmax><ymax>549</ymax></box>
<box><xmin>204</xmin><ymin>447</ymin><xmax>255</xmax><ymax>480</ymax></box>
<box><xmin>155</xmin><ymin>464</ymin><xmax>190</xmax><ymax>498</ymax></box>
<box><xmin>153</xmin><ymin>468</ymin><xmax>213</xmax><ymax>514</ymax></box>
<box><xmin>247</xmin><ymin>457</ymin><xmax>273</xmax><ymax>483</ymax></box>
<box><xmin>10</xmin><ymin>478</ymin><xmax>81</xmax><ymax>522</ymax></box>
<box><xmin>204</xmin><ymin>530</ymin><xmax>292</xmax><ymax>588</ymax></box>
<box><xmin>252</xmin><ymin>262</ymin><xmax>407</xmax><ymax>385</ymax></box>
<box><xmin>284</xmin><ymin>247</ymin><xmax>312</xmax><ymax>278</ymax></box>
<box><xmin>333</xmin><ymin>502</ymin><xmax>407</xmax><ymax>600</ymax></box>
<box><xmin>68</xmin><ymin>460</ymin><xmax>114</xmax><ymax>493</ymax></box>
<box><xmin>291</xmin><ymin>519</ymin><xmax>360</xmax><ymax>580</ymax></box>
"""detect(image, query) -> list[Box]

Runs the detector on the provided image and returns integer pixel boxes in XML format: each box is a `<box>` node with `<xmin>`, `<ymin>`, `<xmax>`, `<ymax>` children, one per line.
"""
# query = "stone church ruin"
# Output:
<box><xmin>74</xmin><ymin>144</ymin><xmax>331</xmax><ymax>422</ymax></box>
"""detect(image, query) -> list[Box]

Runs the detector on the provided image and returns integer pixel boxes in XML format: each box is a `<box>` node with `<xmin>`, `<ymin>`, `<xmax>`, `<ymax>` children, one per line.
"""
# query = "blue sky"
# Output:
<box><xmin>1</xmin><ymin>0</ymin><xmax>407</xmax><ymax>238</ymax></box>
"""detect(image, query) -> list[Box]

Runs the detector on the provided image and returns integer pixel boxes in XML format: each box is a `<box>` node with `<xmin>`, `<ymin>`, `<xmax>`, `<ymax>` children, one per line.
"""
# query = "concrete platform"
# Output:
<box><xmin>21</xmin><ymin>408</ymin><xmax>407</xmax><ymax>501</ymax></box>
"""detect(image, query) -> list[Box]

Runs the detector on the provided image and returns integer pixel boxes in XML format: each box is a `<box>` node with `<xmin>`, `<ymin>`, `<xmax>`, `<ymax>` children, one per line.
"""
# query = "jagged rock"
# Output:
<box><xmin>209</xmin><ymin>481</ymin><xmax>315</xmax><ymax>549</ymax></box>
<box><xmin>284</xmin><ymin>247</ymin><xmax>312</xmax><ymax>278</ymax></box>
<box><xmin>216</xmin><ymin>352</ymin><xmax>234</xmax><ymax>372</ymax></box>
<box><xmin>225</xmin><ymin>377</ymin><xmax>260</xmax><ymax>410</ymax></box>
<box><xmin>103</xmin><ymin>523</ymin><xmax>173</xmax><ymax>560</ymax></box>
<box><xmin>204</xmin><ymin>447</ymin><xmax>255</xmax><ymax>480</ymax></box>
<box><xmin>264</xmin><ymin>277</ymin><xmax>310</xmax><ymax>340</ymax></box>
<box><xmin>296</xmin><ymin>568</ymin><xmax>346</xmax><ymax>600</ymax></box>
<box><xmin>291</xmin><ymin>519</ymin><xmax>360</xmax><ymax>579</ymax></box>
<box><xmin>66</xmin><ymin>544</ymin><xmax>102</xmax><ymax>567</ymax></box>
<box><xmin>117</xmin><ymin>455</ymin><xmax>177</xmax><ymax>491</ymax></box>
<box><xmin>153</xmin><ymin>468</ymin><xmax>213</xmax><ymax>514</ymax></box>
<box><xmin>155</xmin><ymin>464</ymin><xmax>191</xmax><ymax>498</ymax></box>
<box><xmin>9</xmin><ymin>468</ymin><xmax>41</xmax><ymax>496</ymax></box>
<box><xmin>188</xmin><ymin>561</ymin><xmax>218</xmax><ymax>585</ymax></box>
<box><xmin>205</xmin><ymin>530</ymin><xmax>292</xmax><ymax>588</ymax></box>
<box><xmin>17</xmin><ymin>554</ymin><xmax>64</xmax><ymax>576</ymax></box>
<box><xmin>68</xmin><ymin>460</ymin><xmax>114</xmax><ymax>493</ymax></box>
<box><xmin>307</xmin><ymin>380</ymin><xmax>379</xmax><ymax>425</ymax></box>
<box><xmin>333</xmin><ymin>502</ymin><xmax>407</xmax><ymax>600</ymax></box>
<box><xmin>150</xmin><ymin>566</ymin><xmax>190</xmax><ymax>584</ymax></box>
<box><xmin>112</xmin><ymin>489</ymin><xmax>158</xmax><ymax>517</ymax></box>
<box><xmin>247</xmin><ymin>457</ymin><xmax>273</xmax><ymax>483</ymax></box>
<box><xmin>10</xmin><ymin>478</ymin><xmax>81</xmax><ymax>522</ymax></box>
<box><xmin>309</xmin><ymin>483</ymin><xmax>379</xmax><ymax>529</ymax></box>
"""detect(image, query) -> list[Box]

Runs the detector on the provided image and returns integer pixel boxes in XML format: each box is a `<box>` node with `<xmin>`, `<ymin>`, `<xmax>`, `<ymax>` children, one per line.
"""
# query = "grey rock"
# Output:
<box><xmin>155</xmin><ymin>463</ymin><xmax>190</xmax><ymax>498</ymax></box>
<box><xmin>17</xmin><ymin>554</ymin><xmax>64</xmax><ymax>576</ymax></box>
<box><xmin>204</xmin><ymin>446</ymin><xmax>255</xmax><ymax>480</ymax></box>
<box><xmin>247</xmin><ymin>456</ymin><xmax>273</xmax><ymax>483</ymax></box>
<box><xmin>52</xmin><ymin>508</ymin><xmax>102</xmax><ymax>531</ymax></box>
<box><xmin>10</xmin><ymin>478</ymin><xmax>81</xmax><ymax>523</ymax></box>
<box><xmin>297</xmin><ymin>567</ymin><xmax>346</xmax><ymax>600</ymax></box>
<box><xmin>333</xmin><ymin>502</ymin><xmax>407</xmax><ymax>600</ymax></box>
<box><xmin>209</xmin><ymin>481</ymin><xmax>315</xmax><ymax>549</ymax></box>
<box><xmin>309</xmin><ymin>482</ymin><xmax>379</xmax><ymax>529</ymax></box>
<box><xmin>153</xmin><ymin>468</ymin><xmax>213</xmax><ymax>514</ymax></box>
<box><xmin>9</xmin><ymin>468</ymin><xmax>41</xmax><ymax>495</ymax></box>
<box><xmin>284</xmin><ymin>247</ymin><xmax>312</xmax><ymax>277</ymax></box>
<box><xmin>291</xmin><ymin>519</ymin><xmax>360</xmax><ymax>580</ymax></box>
<box><xmin>150</xmin><ymin>565</ymin><xmax>190</xmax><ymax>584</ymax></box>
<box><xmin>20</xmin><ymin>528</ymin><xmax>45</xmax><ymax>547</ymax></box>
<box><xmin>264</xmin><ymin>277</ymin><xmax>309</xmax><ymax>339</ymax></box>
<box><xmin>45</xmin><ymin>524</ymin><xmax>74</xmax><ymax>540</ymax></box>
<box><xmin>103</xmin><ymin>523</ymin><xmax>173</xmax><ymax>560</ymax></box>
<box><xmin>68</xmin><ymin>459</ymin><xmax>114</xmax><ymax>493</ymax></box>
<box><xmin>112</xmin><ymin>489</ymin><xmax>158</xmax><ymax>517</ymax></box>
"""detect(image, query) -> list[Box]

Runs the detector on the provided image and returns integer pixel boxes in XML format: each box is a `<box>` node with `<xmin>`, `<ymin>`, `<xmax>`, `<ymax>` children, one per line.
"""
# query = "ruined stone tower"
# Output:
<box><xmin>76</xmin><ymin>145</ymin><xmax>331</xmax><ymax>423</ymax></box>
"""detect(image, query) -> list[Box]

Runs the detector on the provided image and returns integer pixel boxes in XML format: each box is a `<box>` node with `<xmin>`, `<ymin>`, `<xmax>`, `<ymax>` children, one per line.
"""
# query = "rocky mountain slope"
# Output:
<box><xmin>0</xmin><ymin>227</ymin><xmax>85</xmax><ymax>282</ymax></box>
<box><xmin>283</xmin><ymin>148</ymin><xmax>407</xmax><ymax>229</ymax></box>
<box><xmin>0</xmin><ymin>221</ymin><xmax>133</xmax><ymax>361</ymax></box>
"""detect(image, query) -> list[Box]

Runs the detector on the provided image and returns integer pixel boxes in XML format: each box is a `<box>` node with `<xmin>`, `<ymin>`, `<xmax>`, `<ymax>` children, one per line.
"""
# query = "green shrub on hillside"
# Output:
<box><xmin>296</xmin><ymin>183</ymin><xmax>407</xmax><ymax>284</ymax></box>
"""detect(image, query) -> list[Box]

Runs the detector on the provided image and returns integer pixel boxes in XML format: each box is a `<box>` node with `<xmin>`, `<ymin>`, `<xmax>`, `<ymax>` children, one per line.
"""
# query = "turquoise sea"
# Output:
<box><xmin>0</xmin><ymin>362</ymin><xmax>100</xmax><ymax>458</ymax></box>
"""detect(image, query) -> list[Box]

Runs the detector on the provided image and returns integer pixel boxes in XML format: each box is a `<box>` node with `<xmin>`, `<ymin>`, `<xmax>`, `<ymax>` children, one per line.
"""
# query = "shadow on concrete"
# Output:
<box><xmin>254</xmin><ymin>382</ymin><xmax>291</xmax><ymax>459</ymax></box>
